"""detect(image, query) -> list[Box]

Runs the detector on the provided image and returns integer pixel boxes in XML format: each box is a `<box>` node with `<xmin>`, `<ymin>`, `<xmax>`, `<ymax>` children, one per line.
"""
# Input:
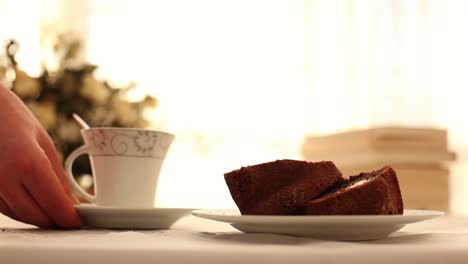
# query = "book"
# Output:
<box><xmin>339</xmin><ymin>163</ymin><xmax>449</xmax><ymax>176</ymax></box>
<box><xmin>339</xmin><ymin>164</ymin><xmax>450</xmax><ymax>212</ymax></box>
<box><xmin>402</xmin><ymin>191</ymin><xmax>449</xmax><ymax>212</ymax></box>
<box><xmin>302</xmin><ymin>148</ymin><xmax>456</xmax><ymax>168</ymax></box>
<box><xmin>302</xmin><ymin>126</ymin><xmax>448</xmax><ymax>154</ymax></box>
<box><xmin>301</xmin><ymin>127</ymin><xmax>455</xmax><ymax>211</ymax></box>
<box><xmin>403</xmin><ymin>196</ymin><xmax>449</xmax><ymax>211</ymax></box>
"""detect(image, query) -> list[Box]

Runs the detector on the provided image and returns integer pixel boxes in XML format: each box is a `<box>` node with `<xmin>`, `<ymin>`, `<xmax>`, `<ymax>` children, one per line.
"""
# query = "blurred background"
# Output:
<box><xmin>0</xmin><ymin>0</ymin><xmax>467</xmax><ymax>214</ymax></box>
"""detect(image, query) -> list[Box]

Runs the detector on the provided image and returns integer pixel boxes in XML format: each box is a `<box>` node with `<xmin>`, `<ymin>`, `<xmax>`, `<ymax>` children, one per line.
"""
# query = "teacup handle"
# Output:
<box><xmin>65</xmin><ymin>145</ymin><xmax>96</xmax><ymax>203</ymax></box>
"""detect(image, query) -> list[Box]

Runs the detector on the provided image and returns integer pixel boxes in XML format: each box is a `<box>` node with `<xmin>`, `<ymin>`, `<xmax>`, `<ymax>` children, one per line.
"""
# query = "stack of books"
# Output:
<box><xmin>302</xmin><ymin>126</ymin><xmax>456</xmax><ymax>212</ymax></box>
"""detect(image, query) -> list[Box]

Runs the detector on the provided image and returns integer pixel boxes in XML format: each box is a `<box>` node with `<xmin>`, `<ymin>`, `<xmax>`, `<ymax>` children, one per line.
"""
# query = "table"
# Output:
<box><xmin>1</xmin><ymin>214</ymin><xmax>468</xmax><ymax>264</ymax></box>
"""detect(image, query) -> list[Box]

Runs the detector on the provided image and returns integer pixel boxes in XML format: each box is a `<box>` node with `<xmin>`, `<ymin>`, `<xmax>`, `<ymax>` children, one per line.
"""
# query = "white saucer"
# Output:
<box><xmin>75</xmin><ymin>204</ymin><xmax>193</xmax><ymax>229</ymax></box>
<box><xmin>192</xmin><ymin>209</ymin><xmax>444</xmax><ymax>241</ymax></box>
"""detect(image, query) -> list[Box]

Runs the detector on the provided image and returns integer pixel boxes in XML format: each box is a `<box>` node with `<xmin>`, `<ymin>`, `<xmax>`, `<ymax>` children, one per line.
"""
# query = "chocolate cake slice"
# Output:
<box><xmin>224</xmin><ymin>160</ymin><xmax>344</xmax><ymax>215</ymax></box>
<box><xmin>301</xmin><ymin>166</ymin><xmax>403</xmax><ymax>215</ymax></box>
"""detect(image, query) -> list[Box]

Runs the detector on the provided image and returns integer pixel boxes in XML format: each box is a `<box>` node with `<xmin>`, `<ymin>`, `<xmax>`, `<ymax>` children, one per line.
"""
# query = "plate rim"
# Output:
<box><xmin>75</xmin><ymin>204</ymin><xmax>195</xmax><ymax>212</ymax></box>
<box><xmin>191</xmin><ymin>208</ymin><xmax>444</xmax><ymax>225</ymax></box>
<box><xmin>75</xmin><ymin>204</ymin><xmax>196</xmax><ymax>218</ymax></box>
<box><xmin>75</xmin><ymin>205</ymin><xmax>194</xmax><ymax>229</ymax></box>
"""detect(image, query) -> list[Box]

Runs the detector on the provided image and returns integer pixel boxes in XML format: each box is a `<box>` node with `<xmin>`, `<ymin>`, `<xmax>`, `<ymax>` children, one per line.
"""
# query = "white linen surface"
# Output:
<box><xmin>1</xmin><ymin>214</ymin><xmax>467</xmax><ymax>264</ymax></box>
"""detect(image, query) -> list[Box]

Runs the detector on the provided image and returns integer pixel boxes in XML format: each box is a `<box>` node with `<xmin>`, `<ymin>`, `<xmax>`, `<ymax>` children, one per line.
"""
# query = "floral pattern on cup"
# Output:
<box><xmin>133</xmin><ymin>131</ymin><xmax>158</xmax><ymax>154</ymax></box>
<box><xmin>90</xmin><ymin>130</ymin><xmax>107</xmax><ymax>151</ymax></box>
<box><xmin>83</xmin><ymin>129</ymin><xmax>174</xmax><ymax>159</ymax></box>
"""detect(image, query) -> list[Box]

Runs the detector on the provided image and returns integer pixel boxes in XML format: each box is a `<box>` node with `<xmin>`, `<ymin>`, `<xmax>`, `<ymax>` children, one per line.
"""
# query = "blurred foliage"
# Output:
<box><xmin>0</xmin><ymin>35</ymin><xmax>158</xmax><ymax>176</ymax></box>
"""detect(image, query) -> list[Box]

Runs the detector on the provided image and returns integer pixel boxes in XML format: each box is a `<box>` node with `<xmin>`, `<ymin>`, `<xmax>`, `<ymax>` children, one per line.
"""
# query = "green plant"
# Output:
<box><xmin>1</xmin><ymin>36</ymin><xmax>158</xmax><ymax>178</ymax></box>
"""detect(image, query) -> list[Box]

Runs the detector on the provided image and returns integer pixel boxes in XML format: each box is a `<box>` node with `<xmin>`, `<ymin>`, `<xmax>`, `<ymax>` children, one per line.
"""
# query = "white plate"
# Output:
<box><xmin>192</xmin><ymin>209</ymin><xmax>444</xmax><ymax>241</ymax></box>
<box><xmin>75</xmin><ymin>204</ymin><xmax>193</xmax><ymax>229</ymax></box>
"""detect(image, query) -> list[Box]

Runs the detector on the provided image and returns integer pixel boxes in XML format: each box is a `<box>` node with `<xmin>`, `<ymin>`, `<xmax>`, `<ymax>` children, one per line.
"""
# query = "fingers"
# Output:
<box><xmin>37</xmin><ymin>131</ymin><xmax>75</xmax><ymax>202</ymax></box>
<box><xmin>0</xmin><ymin>197</ymin><xmax>18</xmax><ymax>221</ymax></box>
<box><xmin>1</xmin><ymin>186</ymin><xmax>55</xmax><ymax>228</ymax></box>
<box><xmin>21</xmin><ymin>143</ymin><xmax>81</xmax><ymax>229</ymax></box>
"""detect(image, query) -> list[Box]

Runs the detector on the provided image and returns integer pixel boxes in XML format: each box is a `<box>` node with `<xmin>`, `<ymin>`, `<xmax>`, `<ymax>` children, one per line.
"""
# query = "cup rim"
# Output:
<box><xmin>81</xmin><ymin>127</ymin><xmax>175</xmax><ymax>137</ymax></box>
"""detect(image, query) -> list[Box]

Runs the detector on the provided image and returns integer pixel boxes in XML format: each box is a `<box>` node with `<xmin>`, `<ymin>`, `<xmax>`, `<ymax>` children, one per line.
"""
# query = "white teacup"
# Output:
<box><xmin>66</xmin><ymin>128</ymin><xmax>174</xmax><ymax>208</ymax></box>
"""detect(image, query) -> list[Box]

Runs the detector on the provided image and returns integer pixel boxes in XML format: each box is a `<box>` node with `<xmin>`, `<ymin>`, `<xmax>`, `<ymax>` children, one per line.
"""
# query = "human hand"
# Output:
<box><xmin>0</xmin><ymin>85</ymin><xmax>81</xmax><ymax>228</ymax></box>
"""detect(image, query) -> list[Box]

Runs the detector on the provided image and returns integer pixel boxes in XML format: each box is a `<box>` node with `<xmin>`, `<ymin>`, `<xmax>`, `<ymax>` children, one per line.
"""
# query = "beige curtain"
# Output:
<box><xmin>2</xmin><ymin>0</ymin><xmax>467</xmax><ymax>213</ymax></box>
<box><xmin>305</xmin><ymin>0</ymin><xmax>468</xmax><ymax>214</ymax></box>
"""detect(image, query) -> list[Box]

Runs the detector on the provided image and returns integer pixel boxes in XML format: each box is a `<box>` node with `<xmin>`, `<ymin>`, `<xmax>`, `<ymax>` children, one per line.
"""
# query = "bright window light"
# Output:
<box><xmin>86</xmin><ymin>0</ymin><xmax>305</xmax><ymax>208</ymax></box>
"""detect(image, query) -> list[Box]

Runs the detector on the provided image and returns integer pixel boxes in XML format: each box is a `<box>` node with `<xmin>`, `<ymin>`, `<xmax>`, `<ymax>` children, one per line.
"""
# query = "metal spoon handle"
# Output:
<box><xmin>72</xmin><ymin>113</ymin><xmax>90</xmax><ymax>129</ymax></box>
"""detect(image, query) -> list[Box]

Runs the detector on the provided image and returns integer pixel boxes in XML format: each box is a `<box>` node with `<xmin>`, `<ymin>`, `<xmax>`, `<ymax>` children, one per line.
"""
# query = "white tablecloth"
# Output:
<box><xmin>1</xmin><ymin>214</ymin><xmax>467</xmax><ymax>264</ymax></box>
